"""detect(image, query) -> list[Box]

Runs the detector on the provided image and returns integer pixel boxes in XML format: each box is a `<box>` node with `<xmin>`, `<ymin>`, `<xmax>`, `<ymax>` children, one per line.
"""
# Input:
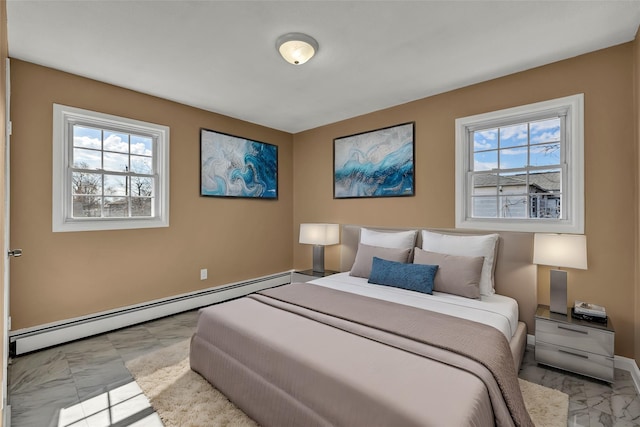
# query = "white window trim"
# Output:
<box><xmin>455</xmin><ymin>94</ymin><xmax>584</xmax><ymax>234</ymax></box>
<box><xmin>53</xmin><ymin>104</ymin><xmax>170</xmax><ymax>232</ymax></box>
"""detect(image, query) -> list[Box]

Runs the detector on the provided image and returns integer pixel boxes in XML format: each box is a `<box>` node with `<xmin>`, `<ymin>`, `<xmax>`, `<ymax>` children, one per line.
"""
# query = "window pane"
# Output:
<box><xmin>131</xmin><ymin>135</ymin><xmax>153</xmax><ymax>156</ymax></box>
<box><xmin>472</xmin><ymin>196</ymin><xmax>497</xmax><ymax>218</ymax></box>
<box><xmin>530</xmin><ymin>143</ymin><xmax>560</xmax><ymax>167</ymax></box>
<box><xmin>473</xmin><ymin>151</ymin><xmax>497</xmax><ymax>171</ymax></box>
<box><xmin>131</xmin><ymin>197</ymin><xmax>152</xmax><ymax>216</ymax></box>
<box><xmin>73</xmin><ymin>195</ymin><xmax>102</xmax><ymax>217</ymax></box>
<box><xmin>103</xmin><ymin>152</ymin><xmax>129</xmax><ymax>172</ymax></box>
<box><xmin>104</xmin><ymin>175</ymin><xmax>127</xmax><ymax>196</ymax></box>
<box><xmin>474</xmin><ymin>129</ymin><xmax>498</xmax><ymax>151</ymax></box>
<box><xmin>530</xmin><ymin>118</ymin><xmax>560</xmax><ymax>144</ymax></box>
<box><xmin>499</xmin><ymin>124</ymin><xmax>528</xmax><ymax>148</ymax></box>
<box><xmin>500</xmin><ymin>195</ymin><xmax>527</xmax><ymax>218</ymax></box>
<box><xmin>73</xmin><ymin>126</ymin><xmax>101</xmax><ymax>149</ymax></box>
<box><xmin>104</xmin><ymin>131</ymin><xmax>129</xmax><ymax>153</ymax></box>
<box><xmin>130</xmin><ymin>177</ymin><xmax>153</xmax><ymax>197</ymax></box>
<box><xmin>130</xmin><ymin>155</ymin><xmax>152</xmax><ymax>174</ymax></box>
<box><xmin>104</xmin><ymin>197</ymin><xmax>128</xmax><ymax>217</ymax></box>
<box><xmin>73</xmin><ymin>148</ymin><xmax>102</xmax><ymax>169</ymax></box>
<box><xmin>472</xmin><ymin>174</ymin><xmax>498</xmax><ymax>195</ymax></box>
<box><xmin>72</xmin><ymin>172</ymin><xmax>102</xmax><ymax>195</ymax></box>
<box><xmin>457</xmin><ymin>94</ymin><xmax>582</xmax><ymax>232</ymax></box>
<box><xmin>499</xmin><ymin>147</ymin><xmax>527</xmax><ymax>169</ymax></box>
<box><xmin>55</xmin><ymin>104</ymin><xmax>169</xmax><ymax>231</ymax></box>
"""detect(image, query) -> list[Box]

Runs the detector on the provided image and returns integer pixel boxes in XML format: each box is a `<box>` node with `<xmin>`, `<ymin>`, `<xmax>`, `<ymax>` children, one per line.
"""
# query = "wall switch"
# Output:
<box><xmin>200</xmin><ymin>268</ymin><xmax>208</xmax><ymax>280</ymax></box>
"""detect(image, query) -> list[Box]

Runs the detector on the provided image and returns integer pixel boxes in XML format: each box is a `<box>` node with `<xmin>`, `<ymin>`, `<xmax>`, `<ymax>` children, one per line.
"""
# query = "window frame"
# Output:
<box><xmin>53</xmin><ymin>104</ymin><xmax>170</xmax><ymax>232</ymax></box>
<box><xmin>455</xmin><ymin>94</ymin><xmax>584</xmax><ymax>234</ymax></box>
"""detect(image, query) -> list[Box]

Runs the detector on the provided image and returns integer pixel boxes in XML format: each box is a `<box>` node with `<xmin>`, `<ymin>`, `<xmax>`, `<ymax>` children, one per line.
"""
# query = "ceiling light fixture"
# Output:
<box><xmin>276</xmin><ymin>32</ymin><xmax>319</xmax><ymax>65</ymax></box>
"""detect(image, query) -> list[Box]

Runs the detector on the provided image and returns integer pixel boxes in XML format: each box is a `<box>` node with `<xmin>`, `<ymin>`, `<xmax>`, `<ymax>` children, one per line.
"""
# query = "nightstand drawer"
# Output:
<box><xmin>536</xmin><ymin>318</ymin><xmax>614</xmax><ymax>357</ymax></box>
<box><xmin>535</xmin><ymin>341</ymin><xmax>614</xmax><ymax>382</ymax></box>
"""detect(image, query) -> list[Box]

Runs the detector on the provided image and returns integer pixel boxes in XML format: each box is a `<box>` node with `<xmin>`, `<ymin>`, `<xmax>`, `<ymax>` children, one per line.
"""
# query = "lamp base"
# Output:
<box><xmin>312</xmin><ymin>245</ymin><xmax>325</xmax><ymax>273</ymax></box>
<box><xmin>549</xmin><ymin>269</ymin><xmax>568</xmax><ymax>315</ymax></box>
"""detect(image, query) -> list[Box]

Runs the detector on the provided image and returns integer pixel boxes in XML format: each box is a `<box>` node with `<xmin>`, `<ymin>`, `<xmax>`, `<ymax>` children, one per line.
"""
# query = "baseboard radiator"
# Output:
<box><xmin>9</xmin><ymin>271</ymin><xmax>292</xmax><ymax>356</ymax></box>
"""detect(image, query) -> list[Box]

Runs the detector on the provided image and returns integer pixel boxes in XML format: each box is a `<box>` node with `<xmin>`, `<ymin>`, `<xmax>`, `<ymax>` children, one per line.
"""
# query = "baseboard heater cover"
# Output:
<box><xmin>9</xmin><ymin>271</ymin><xmax>292</xmax><ymax>356</ymax></box>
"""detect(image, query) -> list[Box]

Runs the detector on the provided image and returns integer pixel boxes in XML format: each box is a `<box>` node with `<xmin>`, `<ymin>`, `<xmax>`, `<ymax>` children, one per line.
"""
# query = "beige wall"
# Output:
<box><xmin>9</xmin><ymin>60</ymin><xmax>293</xmax><ymax>330</ymax></box>
<box><xmin>293</xmin><ymin>43</ymin><xmax>637</xmax><ymax>358</ymax></box>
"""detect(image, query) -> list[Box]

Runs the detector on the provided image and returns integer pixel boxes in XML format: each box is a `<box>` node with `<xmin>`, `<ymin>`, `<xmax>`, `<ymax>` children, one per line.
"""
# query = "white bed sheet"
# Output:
<box><xmin>308</xmin><ymin>272</ymin><xmax>519</xmax><ymax>340</ymax></box>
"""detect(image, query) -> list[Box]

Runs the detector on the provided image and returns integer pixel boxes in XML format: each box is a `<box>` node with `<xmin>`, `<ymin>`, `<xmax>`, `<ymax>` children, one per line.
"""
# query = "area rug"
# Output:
<box><xmin>126</xmin><ymin>340</ymin><xmax>568</xmax><ymax>427</ymax></box>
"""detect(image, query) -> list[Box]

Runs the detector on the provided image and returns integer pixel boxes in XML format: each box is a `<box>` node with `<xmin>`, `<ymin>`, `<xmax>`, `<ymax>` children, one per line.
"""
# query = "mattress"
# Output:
<box><xmin>308</xmin><ymin>271</ymin><xmax>520</xmax><ymax>340</ymax></box>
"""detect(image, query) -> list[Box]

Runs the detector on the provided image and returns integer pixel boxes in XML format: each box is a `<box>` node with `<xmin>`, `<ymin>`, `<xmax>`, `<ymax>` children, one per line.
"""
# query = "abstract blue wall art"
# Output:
<box><xmin>334</xmin><ymin>122</ymin><xmax>415</xmax><ymax>198</ymax></box>
<box><xmin>200</xmin><ymin>129</ymin><xmax>278</xmax><ymax>199</ymax></box>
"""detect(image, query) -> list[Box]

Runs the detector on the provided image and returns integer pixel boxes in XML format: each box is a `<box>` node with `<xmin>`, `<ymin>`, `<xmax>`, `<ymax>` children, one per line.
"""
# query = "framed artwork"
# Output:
<box><xmin>200</xmin><ymin>128</ymin><xmax>278</xmax><ymax>199</ymax></box>
<box><xmin>334</xmin><ymin>122</ymin><xmax>415</xmax><ymax>199</ymax></box>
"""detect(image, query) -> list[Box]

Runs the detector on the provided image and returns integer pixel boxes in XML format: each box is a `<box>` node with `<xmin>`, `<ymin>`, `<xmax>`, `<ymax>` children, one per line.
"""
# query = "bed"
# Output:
<box><xmin>190</xmin><ymin>226</ymin><xmax>536</xmax><ymax>427</ymax></box>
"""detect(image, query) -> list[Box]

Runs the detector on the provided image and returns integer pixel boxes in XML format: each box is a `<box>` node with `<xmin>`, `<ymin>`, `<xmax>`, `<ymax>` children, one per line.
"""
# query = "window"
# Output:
<box><xmin>53</xmin><ymin>104</ymin><xmax>169</xmax><ymax>232</ymax></box>
<box><xmin>455</xmin><ymin>94</ymin><xmax>584</xmax><ymax>233</ymax></box>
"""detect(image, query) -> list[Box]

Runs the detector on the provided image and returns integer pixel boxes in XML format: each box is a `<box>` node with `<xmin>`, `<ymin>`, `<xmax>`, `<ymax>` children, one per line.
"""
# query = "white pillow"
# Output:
<box><xmin>360</xmin><ymin>228</ymin><xmax>417</xmax><ymax>249</ymax></box>
<box><xmin>421</xmin><ymin>230</ymin><xmax>499</xmax><ymax>296</ymax></box>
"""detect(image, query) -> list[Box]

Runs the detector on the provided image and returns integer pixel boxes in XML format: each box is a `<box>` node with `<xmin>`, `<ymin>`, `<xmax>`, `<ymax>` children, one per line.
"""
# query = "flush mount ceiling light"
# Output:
<box><xmin>276</xmin><ymin>32</ymin><xmax>319</xmax><ymax>65</ymax></box>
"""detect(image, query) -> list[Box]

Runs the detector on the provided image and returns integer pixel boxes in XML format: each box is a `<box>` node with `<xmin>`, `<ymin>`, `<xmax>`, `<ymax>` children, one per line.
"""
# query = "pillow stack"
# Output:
<box><xmin>413</xmin><ymin>249</ymin><xmax>484</xmax><ymax>299</ymax></box>
<box><xmin>420</xmin><ymin>230</ymin><xmax>499</xmax><ymax>297</ymax></box>
<box><xmin>350</xmin><ymin>228</ymin><xmax>417</xmax><ymax>278</ymax></box>
<box><xmin>348</xmin><ymin>227</ymin><xmax>500</xmax><ymax>299</ymax></box>
<box><xmin>351</xmin><ymin>228</ymin><xmax>439</xmax><ymax>295</ymax></box>
<box><xmin>350</xmin><ymin>244</ymin><xmax>411</xmax><ymax>278</ymax></box>
<box><xmin>369</xmin><ymin>257</ymin><xmax>438</xmax><ymax>294</ymax></box>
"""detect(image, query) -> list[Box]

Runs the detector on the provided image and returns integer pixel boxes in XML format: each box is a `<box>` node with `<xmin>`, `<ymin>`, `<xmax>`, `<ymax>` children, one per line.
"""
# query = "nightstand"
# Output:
<box><xmin>535</xmin><ymin>304</ymin><xmax>614</xmax><ymax>382</ymax></box>
<box><xmin>291</xmin><ymin>269</ymin><xmax>339</xmax><ymax>283</ymax></box>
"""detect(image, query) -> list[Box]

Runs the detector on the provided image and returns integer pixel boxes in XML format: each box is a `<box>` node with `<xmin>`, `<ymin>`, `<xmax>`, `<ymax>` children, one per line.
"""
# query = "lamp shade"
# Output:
<box><xmin>299</xmin><ymin>223</ymin><xmax>339</xmax><ymax>246</ymax></box>
<box><xmin>533</xmin><ymin>233</ymin><xmax>587</xmax><ymax>270</ymax></box>
<box><xmin>276</xmin><ymin>32</ymin><xmax>318</xmax><ymax>65</ymax></box>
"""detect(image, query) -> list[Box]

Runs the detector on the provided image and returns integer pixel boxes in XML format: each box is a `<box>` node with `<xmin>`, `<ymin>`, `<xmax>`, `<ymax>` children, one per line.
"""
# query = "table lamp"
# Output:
<box><xmin>299</xmin><ymin>223</ymin><xmax>340</xmax><ymax>273</ymax></box>
<box><xmin>533</xmin><ymin>233</ymin><xmax>588</xmax><ymax>314</ymax></box>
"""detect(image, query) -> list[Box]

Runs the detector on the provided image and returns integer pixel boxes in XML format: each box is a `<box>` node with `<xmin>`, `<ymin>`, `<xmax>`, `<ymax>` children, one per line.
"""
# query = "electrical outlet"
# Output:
<box><xmin>200</xmin><ymin>268</ymin><xmax>208</xmax><ymax>280</ymax></box>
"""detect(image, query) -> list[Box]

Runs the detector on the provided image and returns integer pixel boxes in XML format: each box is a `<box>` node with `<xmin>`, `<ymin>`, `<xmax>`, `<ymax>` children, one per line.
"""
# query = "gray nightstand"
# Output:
<box><xmin>535</xmin><ymin>304</ymin><xmax>614</xmax><ymax>382</ymax></box>
<box><xmin>291</xmin><ymin>269</ymin><xmax>339</xmax><ymax>283</ymax></box>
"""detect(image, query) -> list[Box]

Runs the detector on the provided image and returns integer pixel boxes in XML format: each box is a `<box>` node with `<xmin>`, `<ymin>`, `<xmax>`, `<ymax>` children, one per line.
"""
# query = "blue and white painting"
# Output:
<box><xmin>200</xmin><ymin>129</ymin><xmax>278</xmax><ymax>199</ymax></box>
<box><xmin>334</xmin><ymin>122</ymin><xmax>415</xmax><ymax>198</ymax></box>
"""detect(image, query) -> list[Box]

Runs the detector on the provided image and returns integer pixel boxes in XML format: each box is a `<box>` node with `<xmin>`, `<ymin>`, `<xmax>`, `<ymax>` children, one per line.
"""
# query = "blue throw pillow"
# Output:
<box><xmin>368</xmin><ymin>257</ymin><xmax>438</xmax><ymax>294</ymax></box>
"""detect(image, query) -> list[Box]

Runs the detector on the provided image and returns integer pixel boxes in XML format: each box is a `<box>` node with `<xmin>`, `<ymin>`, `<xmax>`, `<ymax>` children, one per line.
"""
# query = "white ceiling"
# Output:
<box><xmin>6</xmin><ymin>1</ymin><xmax>640</xmax><ymax>133</ymax></box>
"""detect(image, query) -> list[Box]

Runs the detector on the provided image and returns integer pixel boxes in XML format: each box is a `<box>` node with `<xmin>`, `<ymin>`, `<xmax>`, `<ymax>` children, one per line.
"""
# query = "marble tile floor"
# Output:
<box><xmin>519</xmin><ymin>349</ymin><xmax>640</xmax><ymax>426</ymax></box>
<box><xmin>6</xmin><ymin>309</ymin><xmax>640</xmax><ymax>427</ymax></box>
<box><xmin>8</xmin><ymin>310</ymin><xmax>199</xmax><ymax>427</ymax></box>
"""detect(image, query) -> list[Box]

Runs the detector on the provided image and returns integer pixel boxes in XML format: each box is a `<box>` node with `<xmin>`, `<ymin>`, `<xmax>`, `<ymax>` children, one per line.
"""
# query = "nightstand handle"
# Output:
<box><xmin>558</xmin><ymin>348</ymin><xmax>589</xmax><ymax>359</ymax></box>
<box><xmin>557</xmin><ymin>325</ymin><xmax>588</xmax><ymax>334</ymax></box>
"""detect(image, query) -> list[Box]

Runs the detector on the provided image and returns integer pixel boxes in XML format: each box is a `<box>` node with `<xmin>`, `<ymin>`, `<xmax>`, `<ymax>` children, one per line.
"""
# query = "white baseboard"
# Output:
<box><xmin>527</xmin><ymin>333</ymin><xmax>535</xmax><ymax>347</ymax></box>
<box><xmin>9</xmin><ymin>271</ymin><xmax>292</xmax><ymax>355</ymax></box>
<box><xmin>529</xmin><ymin>334</ymin><xmax>640</xmax><ymax>394</ymax></box>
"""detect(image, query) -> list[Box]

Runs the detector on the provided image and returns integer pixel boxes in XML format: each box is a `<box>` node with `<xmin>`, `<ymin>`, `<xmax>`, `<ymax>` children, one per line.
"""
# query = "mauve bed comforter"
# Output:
<box><xmin>190</xmin><ymin>283</ymin><xmax>533</xmax><ymax>427</ymax></box>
